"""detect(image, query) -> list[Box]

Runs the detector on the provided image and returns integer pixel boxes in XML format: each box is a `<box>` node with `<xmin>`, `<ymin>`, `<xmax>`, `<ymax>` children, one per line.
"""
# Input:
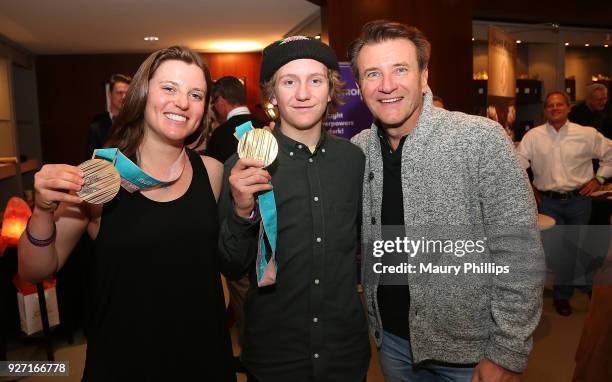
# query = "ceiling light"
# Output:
<box><xmin>585</xmin><ymin>43</ymin><xmax>590</xmax><ymax>47</ymax></box>
<box><xmin>516</xmin><ymin>40</ymin><xmax>522</xmax><ymax>44</ymax></box>
<box><xmin>605</xmin><ymin>44</ymin><xmax>609</xmax><ymax>48</ymax></box>
<box><xmin>144</xmin><ymin>36</ymin><xmax>159</xmax><ymax>42</ymax></box>
<box><xmin>209</xmin><ymin>41</ymin><xmax>263</xmax><ymax>52</ymax></box>
<box><xmin>472</xmin><ymin>37</ymin><xmax>475</xmax><ymax>41</ymax></box>
<box><xmin>564</xmin><ymin>42</ymin><xmax>569</xmax><ymax>46</ymax></box>
<box><xmin>314</xmin><ymin>35</ymin><xmax>321</xmax><ymax>40</ymax></box>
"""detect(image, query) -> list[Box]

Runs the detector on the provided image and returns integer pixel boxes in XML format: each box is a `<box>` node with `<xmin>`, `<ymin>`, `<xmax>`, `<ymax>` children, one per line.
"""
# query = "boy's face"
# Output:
<box><xmin>270</xmin><ymin>59</ymin><xmax>330</xmax><ymax>131</ymax></box>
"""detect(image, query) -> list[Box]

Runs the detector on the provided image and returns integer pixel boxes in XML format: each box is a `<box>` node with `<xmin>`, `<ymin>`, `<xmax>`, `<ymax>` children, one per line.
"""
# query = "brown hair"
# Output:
<box><xmin>348</xmin><ymin>20</ymin><xmax>431</xmax><ymax>80</ymax></box>
<box><xmin>544</xmin><ymin>91</ymin><xmax>570</xmax><ymax>107</ymax></box>
<box><xmin>212</xmin><ymin>76</ymin><xmax>247</xmax><ymax>105</ymax></box>
<box><xmin>105</xmin><ymin>46</ymin><xmax>212</xmax><ymax>157</ymax></box>
<box><xmin>261</xmin><ymin>68</ymin><xmax>345</xmax><ymax>116</ymax></box>
<box><xmin>109</xmin><ymin>73</ymin><xmax>132</xmax><ymax>92</ymax></box>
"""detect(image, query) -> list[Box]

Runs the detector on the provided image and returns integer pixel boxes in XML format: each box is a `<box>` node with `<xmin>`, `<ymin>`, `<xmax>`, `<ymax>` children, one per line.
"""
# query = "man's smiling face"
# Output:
<box><xmin>356</xmin><ymin>38</ymin><xmax>428</xmax><ymax>133</ymax></box>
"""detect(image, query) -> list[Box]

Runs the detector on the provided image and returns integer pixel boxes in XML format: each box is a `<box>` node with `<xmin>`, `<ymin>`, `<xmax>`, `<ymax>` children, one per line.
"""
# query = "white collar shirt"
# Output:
<box><xmin>226</xmin><ymin>106</ymin><xmax>250</xmax><ymax>121</ymax></box>
<box><xmin>516</xmin><ymin>120</ymin><xmax>612</xmax><ymax>191</ymax></box>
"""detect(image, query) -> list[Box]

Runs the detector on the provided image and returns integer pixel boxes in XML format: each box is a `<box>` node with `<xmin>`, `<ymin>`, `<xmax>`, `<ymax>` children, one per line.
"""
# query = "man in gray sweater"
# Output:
<box><xmin>348</xmin><ymin>20</ymin><xmax>544</xmax><ymax>382</ymax></box>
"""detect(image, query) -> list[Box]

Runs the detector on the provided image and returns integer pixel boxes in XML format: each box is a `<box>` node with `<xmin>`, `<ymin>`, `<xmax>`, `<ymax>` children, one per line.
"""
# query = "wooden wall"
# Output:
<box><xmin>202</xmin><ymin>52</ymin><xmax>268</xmax><ymax>126</ymax></box>
<box><xmin>36</xmin><ymin>52</ymin><xmax>263</xmax><ymax>165</ymax></box>
<box><xmin>323</xmin><ymin>0</ymin><xmax>474</xmax><ymax>114</ymax></box>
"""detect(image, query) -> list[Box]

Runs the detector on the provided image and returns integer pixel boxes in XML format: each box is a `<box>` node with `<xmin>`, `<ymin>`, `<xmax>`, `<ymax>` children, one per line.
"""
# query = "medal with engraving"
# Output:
<box><xmin>237</xmin><ymin>128</ymin><xmax>278</xmax><ymax>168</ymax></box>
<box><xmin>76</xmin><ymin>159</ymin><xmax>121</xmax><ymax>204</ymax></box>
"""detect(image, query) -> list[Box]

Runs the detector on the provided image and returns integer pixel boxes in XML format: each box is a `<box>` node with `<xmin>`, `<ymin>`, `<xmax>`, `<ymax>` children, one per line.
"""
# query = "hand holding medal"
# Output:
<box><xmin>33</xmin><ymin>164</ymin><xmax>86</xmax><ymax>212</ymax></box>
<box><xmin>231</xmin><ymin>121</ymin><xmax>279</xmax><ymax>287</ymax></box>
<box><xmin>230</xmin><ymin>123</ymin><xmax>277</xmax><ymax>218</ymax></box>
<box><xmin>33</xmin><ymin>148</ymin><xmax>186</xmax><ymax>213</ymax></box>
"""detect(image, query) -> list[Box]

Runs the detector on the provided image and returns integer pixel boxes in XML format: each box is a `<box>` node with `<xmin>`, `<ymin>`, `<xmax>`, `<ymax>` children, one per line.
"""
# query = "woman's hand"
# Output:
<box><xmin>34</xmin><ymin>164</ymin><xmax>84</xmax><ymax>212</ymax></box>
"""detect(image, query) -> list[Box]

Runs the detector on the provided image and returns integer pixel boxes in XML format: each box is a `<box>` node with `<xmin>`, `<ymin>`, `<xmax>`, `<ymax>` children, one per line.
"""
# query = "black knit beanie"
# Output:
<box><xmin>260</xmin><ymin>36</ymin><xmax>339</xmax><ymax>85</ymax></box>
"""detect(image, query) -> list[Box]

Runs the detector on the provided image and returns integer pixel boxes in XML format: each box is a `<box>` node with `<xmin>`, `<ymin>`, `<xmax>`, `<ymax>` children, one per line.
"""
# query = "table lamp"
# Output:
<box><xmin>0</xmin><ymin>197</ymin><xmax>32</xmax><ymax>254</ymax></box>
<box><xmin>0</xmin><ymin>196</ymin><xmax>55</xmax><ymax>360</ymax></box>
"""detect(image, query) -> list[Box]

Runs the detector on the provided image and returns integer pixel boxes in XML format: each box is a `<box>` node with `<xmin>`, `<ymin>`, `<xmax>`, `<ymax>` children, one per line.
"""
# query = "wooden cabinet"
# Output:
<box><xmin>473</xmin><ymin>79</ymin><xmax>543</xmax><ymax>107</ymax></box>
<box><xmin>516</xmin><ymin>79</ymin><xmax>542</xmax><ymax>105</ymax></box>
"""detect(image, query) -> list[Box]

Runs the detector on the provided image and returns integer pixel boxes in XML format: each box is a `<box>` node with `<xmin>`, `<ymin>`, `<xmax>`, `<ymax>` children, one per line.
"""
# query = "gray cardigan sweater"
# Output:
<box><xmin>351</xmin><ymin>90</ymin><xmax>544</xmax><ymax>372</ymax></box>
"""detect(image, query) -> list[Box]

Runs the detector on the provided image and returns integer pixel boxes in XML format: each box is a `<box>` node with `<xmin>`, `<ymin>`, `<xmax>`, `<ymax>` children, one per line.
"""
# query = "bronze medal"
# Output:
<box><xmin>76</xmin><ymin>159</ymin><xmax>121</xmax><ymax>204</ymax></box>
<box><xmin>237</xmin><ymin>129</ymin><xmax>278</xmax><ymax>167</ymax></box>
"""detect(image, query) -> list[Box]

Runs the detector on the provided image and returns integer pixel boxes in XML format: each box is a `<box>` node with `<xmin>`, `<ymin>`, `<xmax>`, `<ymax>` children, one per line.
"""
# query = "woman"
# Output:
<box><xmin>18</xmin><ymin>46</ymin><xmax>235</xmax><ymax>381</ymax></box>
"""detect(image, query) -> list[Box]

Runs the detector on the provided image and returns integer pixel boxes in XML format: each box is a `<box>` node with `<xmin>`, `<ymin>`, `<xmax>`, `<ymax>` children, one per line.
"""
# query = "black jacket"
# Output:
<box><xmin>87</xmin><ymin>112</ymin><xmax>112</xmax><ymax>158</ymax></box>
<box><xmin>569</xmin><ymin>102</ymin><xmax>612</xmax><ymax>139</ymax></box>
<box><xmin>206</xmin><ymin>114</ymin><xmax>264</xmax><ymax>163</ymax></box>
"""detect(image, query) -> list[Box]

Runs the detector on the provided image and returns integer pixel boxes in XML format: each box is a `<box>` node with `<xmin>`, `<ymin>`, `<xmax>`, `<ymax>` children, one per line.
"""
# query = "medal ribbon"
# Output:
<box><xmin>94</xmin><ymin>148</ymin><xmax>185</xmax><ymax>192</ymax></box>
<box><xmin>235</xmin><ymin>121</ymin><xmax>278</xmax><ymax>287</ymax></box>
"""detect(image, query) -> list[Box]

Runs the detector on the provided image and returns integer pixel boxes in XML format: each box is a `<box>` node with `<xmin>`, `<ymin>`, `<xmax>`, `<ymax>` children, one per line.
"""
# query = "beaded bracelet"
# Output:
<box><xmin>25</xmin><ymin>217</ymin><xmax>57</xmax><ymax>247</ymax></box>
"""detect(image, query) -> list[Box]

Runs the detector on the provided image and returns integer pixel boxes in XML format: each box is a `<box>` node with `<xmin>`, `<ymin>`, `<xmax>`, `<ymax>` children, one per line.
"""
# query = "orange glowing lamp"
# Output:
<box><xmin>1</xmin><ymin>197</ymin><xmax>32</xmax><ymax>251</ymax></box>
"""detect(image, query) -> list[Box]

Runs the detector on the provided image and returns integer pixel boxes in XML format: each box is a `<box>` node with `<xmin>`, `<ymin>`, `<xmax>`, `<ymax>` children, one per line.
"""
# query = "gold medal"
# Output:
<box><xmin>76</xmin><ymin>159</ymin><xmax>121</xmax><ymax>204</ymax></box>
<box><xmin>237</xmin><ymin>129</ymin><xmax>278</xmax><ymax>167</ymax></box>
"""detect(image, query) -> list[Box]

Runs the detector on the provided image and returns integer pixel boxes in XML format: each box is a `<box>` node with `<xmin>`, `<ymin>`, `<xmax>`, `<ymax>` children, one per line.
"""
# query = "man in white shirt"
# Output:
<box><xmin>517</xmin><ymin>91</ymin><xmax>612</xmax><ymax>316</ymax></box>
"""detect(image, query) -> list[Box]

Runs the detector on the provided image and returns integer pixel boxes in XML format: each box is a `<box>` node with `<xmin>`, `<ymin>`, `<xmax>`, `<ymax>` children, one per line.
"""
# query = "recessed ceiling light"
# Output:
<box><xmin>585</xmin><ymin>43</ymin><xmax>590</xmax><ymax>47</ymax></box>
<box><xmin>144</xmin><ymin>36</ymin><xmax>159</xmax><ymax>42</ymax></box>
<box><xmin>516</xmin><ymin>40</ymin><xmax>522</xmax><ymax>44</ymax></box>
<box><xmin>564</xmin><ymin>42</ymin><xmax>570</xmax><ymax>46</ymax></box>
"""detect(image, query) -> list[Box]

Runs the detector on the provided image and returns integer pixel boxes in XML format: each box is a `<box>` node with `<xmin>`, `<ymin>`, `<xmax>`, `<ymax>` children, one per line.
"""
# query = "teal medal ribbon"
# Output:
<box><xmin>235</xmin><ymin>121</ymin><xmax>278</xmax><ymax>286</ymax></box>
<box><xmin>94</xmin><ymin>148</ymin><xmax>184</xmax><ymax>192</ymax></box>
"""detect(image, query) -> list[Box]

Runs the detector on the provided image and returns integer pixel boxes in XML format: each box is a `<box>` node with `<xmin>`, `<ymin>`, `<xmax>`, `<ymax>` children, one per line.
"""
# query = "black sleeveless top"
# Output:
<box><xmin>83</xmin><ymin>150</ymin><xmax>235</xmax><ymax>382</ymax></box>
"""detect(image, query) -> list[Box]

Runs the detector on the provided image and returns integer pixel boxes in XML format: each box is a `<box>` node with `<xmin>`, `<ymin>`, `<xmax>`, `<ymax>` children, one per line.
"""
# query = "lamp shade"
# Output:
<box><xmin>1</xmin><ymin>197</ymin><xmax>32</xmax><ymax>248</ymax></box>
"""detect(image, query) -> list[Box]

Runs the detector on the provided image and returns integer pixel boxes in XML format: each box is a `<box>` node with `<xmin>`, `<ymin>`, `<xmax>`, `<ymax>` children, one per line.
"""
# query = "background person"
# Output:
<box><xmin>569</xmin><ymin>83</ymin><xmax>612</xmax><ymax>139</ymax></box>
<box><xmin>86</xmin><ymin>73</ymin><xmax>131</xmax><ymax>156</ymax></box>
<box><xmin>206</xmin><ymin>76</ymin><xmax>264</xmax><ymax>163</ymax></box>
<box><xmin>517</xmin><ymin>91</ymin><xmax>612</xmax><ymax>316</ymax></box>
<box><xmin>205</xmin><ymin>75</ymin><xmax>262</xmax><ymax>381</ymax></box>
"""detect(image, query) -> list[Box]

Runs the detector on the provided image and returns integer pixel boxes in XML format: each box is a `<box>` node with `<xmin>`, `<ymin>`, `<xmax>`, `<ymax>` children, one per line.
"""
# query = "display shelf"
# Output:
<box><xmin>0</xmin><ymin>163</ymin><xmax>16</xmax><ymax>180</ymax></box>
<box><xmin>0</xmin><ymin>159</ymin><xmax>39</xmax><ymax>180</ymax></box>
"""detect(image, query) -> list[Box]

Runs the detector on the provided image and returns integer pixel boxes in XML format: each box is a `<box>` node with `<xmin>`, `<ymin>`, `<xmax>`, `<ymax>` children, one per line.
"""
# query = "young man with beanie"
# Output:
<box><xmin>218</xmin><ymin>36</ymin><xmax>370</xmax><ymax>381</ymax></box>
<box><xmin>349</xmin><ymin>20</ymin><xmax>544</xmax><ymax>382</ymax></box>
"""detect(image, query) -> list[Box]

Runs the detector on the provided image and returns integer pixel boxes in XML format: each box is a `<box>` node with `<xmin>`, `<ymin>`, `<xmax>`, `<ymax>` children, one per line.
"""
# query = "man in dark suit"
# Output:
<box><xmin>569</xmin><ymin>83</ymin><xmax>612</xmax><ymax>139</ymax></box>
<box><xmin>206</xmin><ymin>76</ymin><xmax>262</xmax><ymax>382</ymax></box>
<box><xmin>206</xmin><ymin>76</ymin><xmax>264</xmax><ymax>163</ymax></box>
<box><xmin>86</xmin><ymin>73</ymin><xmax>131</xmax><ymax>157</ymax></box>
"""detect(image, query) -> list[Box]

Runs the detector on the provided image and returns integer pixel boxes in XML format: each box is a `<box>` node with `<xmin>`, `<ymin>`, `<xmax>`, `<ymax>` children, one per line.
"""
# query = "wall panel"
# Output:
<box><xmin>36</xmin><ymin>52</ymin><xmax>263</xmax><ymax>165</ymax></box>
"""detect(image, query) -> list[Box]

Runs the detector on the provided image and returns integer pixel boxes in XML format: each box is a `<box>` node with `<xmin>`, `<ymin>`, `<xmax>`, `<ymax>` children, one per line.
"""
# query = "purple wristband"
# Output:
<box><xmin>26</xmin><ymin>217</ymin><xmax>56</xmax><ymax>247</ymax></box>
